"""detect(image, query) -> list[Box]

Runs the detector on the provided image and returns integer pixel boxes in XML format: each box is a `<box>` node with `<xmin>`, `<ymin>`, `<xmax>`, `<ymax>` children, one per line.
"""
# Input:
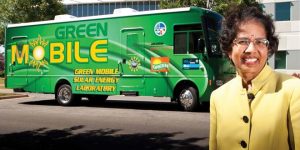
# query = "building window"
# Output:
<box><xmin>65</xmin><ymin>1</ymin><xmax>160</xmax><ymax>16</ymax></box>
<box><xmin>109</xmin><ymin>3</ymin><xmax>115</xmax><ymax>14</ymax></box>
<box><xmin>77</xmin><ymin>4</ymin><xmax>83</xmax><ymax>17</ymax></box>
<box><xmin>144</xmin><ymin>1</ymin><xmax>150</xmax><ymax>11</ymax></box>
<box><xmin>99</xmin><ymin>4</ymin><xmax>104</xmax><ymax>15</ymax></box>
<box><xmin>275</xmin><ymin>2</ymin><xmax>291</xmax><ymax>21</ymax></box>
<box><xmin>275</xmin><ymin>51</ymin><xmax>287</xmax><ymax>69</ymax></box>
<box><xmin>88</xmin><ymin>4</ymin><xmax>93</xmax><ymax>16</ymax></box>
<box><xmin>132</xmin><ymin>2</ymin><xmax>138</xmax><ymax>10</ymax></box>
<box><xmin>138</xmin><ymin>1</ymin><xmax>144</xmax><ymax>11</ymax></box>
<box><xmin>93</xmin><ymin>4</ymin><xmax>99</xmax><ymax>16</ymax></box>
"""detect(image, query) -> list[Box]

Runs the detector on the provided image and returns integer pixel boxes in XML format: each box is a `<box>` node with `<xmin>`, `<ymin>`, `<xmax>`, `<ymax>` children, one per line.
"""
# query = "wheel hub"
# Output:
<box><xmin>59</xmin><ymin>87</ymin><xmax>71</xmax><ymax>103</ymax></box>
<box><xmin>179</xmin><ymin>89</ymin><xmax>193</xmax><ymax>108</ymax></box>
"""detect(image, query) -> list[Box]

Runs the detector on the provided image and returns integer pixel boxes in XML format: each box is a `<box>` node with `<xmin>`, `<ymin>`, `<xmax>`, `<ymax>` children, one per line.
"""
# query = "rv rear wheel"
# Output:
<box><xmin>56</xmin><ymin>84</ymin><xmax>80</xmax><ymax>106</ymax></box>
<box><xmin>178</xmin><ymin>86</ymin><xmax>198</xmax><ymax>111</ymax></box>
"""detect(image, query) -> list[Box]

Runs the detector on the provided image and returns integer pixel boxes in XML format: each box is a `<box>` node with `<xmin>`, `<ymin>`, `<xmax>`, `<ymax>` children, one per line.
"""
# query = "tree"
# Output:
<box><xmin>160</xmin><ymin>0</ymin><xmax>206</xmax><ymax>9</ymax></box>
<box><xmin>0</xmin><ymin>0</ymin><xmax>66</xmax><ymax>44</ymax></box>
<box><xmin>212</xmin><ymin>0</ymin><xmax>261</xmax><ymax>15</ymax></box>
<box><xmin>159</xmin><ymin>0</ymin><xmax>261</xmax><ymax>15</ymax></box>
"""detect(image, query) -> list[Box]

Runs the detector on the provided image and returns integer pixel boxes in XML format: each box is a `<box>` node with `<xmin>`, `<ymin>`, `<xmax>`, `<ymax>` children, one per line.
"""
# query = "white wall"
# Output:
<box><xmin>276</xmin><ymin>21</ymin><xmax>300</xmax><ymax>51</ymax></box>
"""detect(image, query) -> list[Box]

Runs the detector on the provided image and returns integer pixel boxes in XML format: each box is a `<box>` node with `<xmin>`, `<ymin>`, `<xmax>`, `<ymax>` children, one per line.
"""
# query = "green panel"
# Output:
<box><xmin>144</xmin><ymin>77</ymin><xmax>168</xmax><ymax>96</ymax></box>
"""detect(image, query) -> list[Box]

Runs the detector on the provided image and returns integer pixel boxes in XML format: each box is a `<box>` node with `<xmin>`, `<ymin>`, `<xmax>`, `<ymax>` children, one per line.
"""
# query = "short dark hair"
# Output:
<box><xmin>219</xmin><ymin>5</ymin><xmax>279</xmax><ymax>57</ymax></box>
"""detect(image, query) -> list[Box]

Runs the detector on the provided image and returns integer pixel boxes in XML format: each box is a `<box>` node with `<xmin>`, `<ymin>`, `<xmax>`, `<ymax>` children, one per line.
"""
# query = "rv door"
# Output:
<box><xmin>118</xmin><ymin>27</ymin><xmax>145</xmax><ymax>95</ymax></box>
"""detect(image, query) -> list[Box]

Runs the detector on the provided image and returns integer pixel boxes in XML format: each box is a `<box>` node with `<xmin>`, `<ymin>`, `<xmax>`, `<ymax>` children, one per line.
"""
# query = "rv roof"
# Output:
<box><xmin>7</xmin><ymin>7</ymin><xmax>191</xmax><ymax>28</ymax></box>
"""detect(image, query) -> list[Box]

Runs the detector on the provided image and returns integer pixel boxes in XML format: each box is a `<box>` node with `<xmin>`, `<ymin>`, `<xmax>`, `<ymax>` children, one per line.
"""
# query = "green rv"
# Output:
<box><xmin>5</xmin><ymin>7</ymin><xmax>234</xmax><ymax>111</ymax></box>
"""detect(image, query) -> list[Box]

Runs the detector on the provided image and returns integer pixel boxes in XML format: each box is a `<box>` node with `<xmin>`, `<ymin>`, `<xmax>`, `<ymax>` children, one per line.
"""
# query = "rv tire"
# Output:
<box><xmin>56</xmin><ymin>84</ymin><xmax>80</xmax><ymax>106</ymax></box>
<box><xmin>178</xmin><ymin>86</ymin><xmax>198</xmax><ymax>111</ymax></box>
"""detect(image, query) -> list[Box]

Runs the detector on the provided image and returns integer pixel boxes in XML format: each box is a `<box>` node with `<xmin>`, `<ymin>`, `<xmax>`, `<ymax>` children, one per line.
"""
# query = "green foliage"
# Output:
<box><xmin>0</xmin><ymin>0</ymin><xmax>66</xmax><ymax>44</ymax></box>
<box><xmin>159</xmin><ymin>0</ymin><xmax>261</xmax><ymax>15</ymax></box>
<box><xmin>160</xmin><ymin>0</ymin><xmax>206</xmax><ymax>8</ymax></box>
<box><xmin>0</xmin><ymin>71</ymin><xmax>3</xmax><ymax>77</ymax></box>
<box><xmin>214</xmin><ymin>0</ymin><xmax>262</xmax><ymax>15</ymax></box>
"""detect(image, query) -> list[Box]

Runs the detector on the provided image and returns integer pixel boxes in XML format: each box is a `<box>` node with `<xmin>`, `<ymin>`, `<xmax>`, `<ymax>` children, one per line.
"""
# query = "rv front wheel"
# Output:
<box><xmin>178</xmin><ymin>86</ymin><xmax>198</xmax><ymax>111</ymax></box>
<box><xmin>56</xmin><ymin>84</ymin><xmax>80</xmax><ymax>106</ymax></box>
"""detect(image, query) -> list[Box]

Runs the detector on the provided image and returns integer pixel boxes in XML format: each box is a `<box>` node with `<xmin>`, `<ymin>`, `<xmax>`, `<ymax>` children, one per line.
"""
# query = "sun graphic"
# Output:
<box><xmin>150</xmin><ymin>57</ymin><xmax>169</xmax><ymax>72</ymax></box>
<box><xmin>152</xmin><ymin>58</ymin><xmax>161</xmax><ymax>65</ymax></box>
<box><xmin>33</xmin><ymin>46</ymin><xmax>45</xmax><ymax>61</ymax></box>
<box><xmin>128</xmin><ymin>56</ymin><xmax>141</xmax><ymax>72</ymax></box>
<box><xmin>29</xmin><ymin>35</ymin><xmax>49</xmax><ymax>71</ymax></box>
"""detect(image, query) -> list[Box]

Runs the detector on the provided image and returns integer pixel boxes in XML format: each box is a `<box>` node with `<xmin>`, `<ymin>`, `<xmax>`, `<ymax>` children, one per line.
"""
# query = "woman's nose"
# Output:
<box><xmin>243</xmin><ymin>42</ymin><xmax>257</xmax><ymax>53</ymax></box>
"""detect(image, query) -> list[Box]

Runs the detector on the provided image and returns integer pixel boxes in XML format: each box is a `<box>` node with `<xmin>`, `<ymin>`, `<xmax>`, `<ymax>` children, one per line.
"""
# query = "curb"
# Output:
<box><xmin>0</xmin><ymin>94</ymin><xmax>28</xmax><ymax>100</ymax></box>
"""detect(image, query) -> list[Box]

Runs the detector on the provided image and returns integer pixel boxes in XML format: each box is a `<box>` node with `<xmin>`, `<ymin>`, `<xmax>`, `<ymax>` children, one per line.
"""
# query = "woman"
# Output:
<box><xmin>209</xmin><ymin>5</ymin><xmax>300</xmax><ymax>150</ymax></box>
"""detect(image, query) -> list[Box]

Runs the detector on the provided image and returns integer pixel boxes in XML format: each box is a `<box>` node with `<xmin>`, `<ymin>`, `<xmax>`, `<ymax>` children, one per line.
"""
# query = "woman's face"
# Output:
<box><xmin>229</xmin><ymin>19</ymin><xmax>269</xmax><ymax>81</ymax></box>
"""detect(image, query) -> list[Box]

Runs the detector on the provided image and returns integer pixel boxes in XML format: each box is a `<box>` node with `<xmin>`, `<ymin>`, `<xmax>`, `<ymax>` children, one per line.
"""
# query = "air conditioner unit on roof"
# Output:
<box><xmin>113</xmin><ymin>8</ymin><xmax>138</xmax><ymax>15</ymax></box>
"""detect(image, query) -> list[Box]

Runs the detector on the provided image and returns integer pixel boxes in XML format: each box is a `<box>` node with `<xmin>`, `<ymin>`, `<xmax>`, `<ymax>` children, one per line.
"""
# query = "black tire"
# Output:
<box><xmin>177</xmin><ymin>86</ymin><xmax>199</xmax><ymax>111</ymax></box>
<box><xmin>88</xmin><ymin>95</ymin><xmax>108</xmax><ymax>104</ymax></box>
<box><xmin>56</xmin><ymin>84</ymin><xmax>80</xmax><ymax>106</ymax></box>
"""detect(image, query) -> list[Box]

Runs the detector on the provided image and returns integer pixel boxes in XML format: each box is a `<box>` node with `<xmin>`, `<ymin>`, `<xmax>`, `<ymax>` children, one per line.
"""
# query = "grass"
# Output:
<box><xmin>0</xmin><ymin>79</ymin><xmax>28</xmax><ymax>99</ymax></box>
<box><xmin>0</xmin><ymin>77</ymin><xmax>4</xmax><ymax>84</ymax></box>
<box><xmin>0</xmin><ymin>93</ymin><xmax>28</xmax><ymax>100</ymax></box>
<box><xmin>0</xmin><ymin>78</ymin><xmax>4</xmax><ymax>89</ymax></box>
<box><xmin>0</xmin><ymin>78</ymin><xmax>4</xmax><ymax>88</ymax></box>
<box><xmin>0</xmin><ymin>93</ymin><xmax>9</xmax><ymax>96</ymax></box>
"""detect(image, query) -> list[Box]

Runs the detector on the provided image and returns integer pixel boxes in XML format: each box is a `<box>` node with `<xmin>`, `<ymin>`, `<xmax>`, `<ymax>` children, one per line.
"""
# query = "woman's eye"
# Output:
<box><xmin>238</xmin><ymin>40</ymin><xmax>249</xmax><ymax>45</ymax></box>
<box><xmin>255</xmin><ymin>41</ymin><xmax>263</xmax><ymax>45</ymax></box>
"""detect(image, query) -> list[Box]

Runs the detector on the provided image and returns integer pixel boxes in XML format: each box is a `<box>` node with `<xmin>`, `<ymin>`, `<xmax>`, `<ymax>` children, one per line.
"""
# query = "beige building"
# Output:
<box><xmin>258</xmin><ymin>0</ymin><xmax>300</xmax><ymax>74</ymax></box>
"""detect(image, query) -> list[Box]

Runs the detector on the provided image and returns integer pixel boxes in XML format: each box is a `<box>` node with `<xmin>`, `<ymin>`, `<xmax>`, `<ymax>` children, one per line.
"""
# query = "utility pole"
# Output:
<box><xmin>206</xmin><ymin>0</ymin><xmax>214</xmax><ymax>10</ymax></box>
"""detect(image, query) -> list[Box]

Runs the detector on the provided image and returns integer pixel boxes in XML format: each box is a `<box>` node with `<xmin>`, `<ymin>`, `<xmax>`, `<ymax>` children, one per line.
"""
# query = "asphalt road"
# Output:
<box><xmin>0</xmin><ymin>92</ymin><xmax>210</xmax><ymax>150</ymax></box>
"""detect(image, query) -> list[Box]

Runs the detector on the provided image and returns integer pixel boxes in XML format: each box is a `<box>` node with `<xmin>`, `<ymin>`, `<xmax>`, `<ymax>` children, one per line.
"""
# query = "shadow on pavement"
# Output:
<box><xmin>0</xmin><ymin>125</ymin><xmax>208</xmax><ymax>150</ymax></box>
<box><xmin>20</xmin><ymin>99</ymin><xmax>209</xmax><ymax>112</ymax></box>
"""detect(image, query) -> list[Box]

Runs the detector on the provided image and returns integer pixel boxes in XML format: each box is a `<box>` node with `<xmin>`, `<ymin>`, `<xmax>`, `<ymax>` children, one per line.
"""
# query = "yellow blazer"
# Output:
<box><xmin>209</xmin><ymin>65</ymin><xmax>300</xmax><ymax>150</ymax></box>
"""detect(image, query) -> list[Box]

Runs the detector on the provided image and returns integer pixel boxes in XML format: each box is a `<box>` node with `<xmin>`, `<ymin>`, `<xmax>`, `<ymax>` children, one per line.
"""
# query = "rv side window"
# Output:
<box><xmin>174</xmin><ymin>24</ymin><xmax>204</xmax><ymax>54</ymax></box>
<box><xmin>189</xmin><ymin>32</ymin><xmax>202</xmax><ymax>54</ymax></box>
<box><xmin>174</xmin><ymin>33</ymin><xmax>187</xmax><ymax>54</ymax></box>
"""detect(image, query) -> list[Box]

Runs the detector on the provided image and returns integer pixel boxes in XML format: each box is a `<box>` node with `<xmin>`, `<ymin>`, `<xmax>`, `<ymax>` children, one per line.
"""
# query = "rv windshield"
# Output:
<box><xmin>204</xmin><ymin>13</ymin><xmax>223</xmax><ymax>57</ymax></box>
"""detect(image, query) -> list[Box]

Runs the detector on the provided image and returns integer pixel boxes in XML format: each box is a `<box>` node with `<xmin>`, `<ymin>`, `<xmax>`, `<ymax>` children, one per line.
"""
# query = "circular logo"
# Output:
<box><xmin>33</xmin><ymin>46</ymin><xmax>45</xmax><ymax>61</ymax></box>
<box><xmin>128</xmin><ymin>57</ymin><xmax>141</xmax><ymax>72</ymax></box>
<box><xmin>154</xmin><ymin>22</ymin><xmax>167</xmax><ymax>36</ymax></box>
